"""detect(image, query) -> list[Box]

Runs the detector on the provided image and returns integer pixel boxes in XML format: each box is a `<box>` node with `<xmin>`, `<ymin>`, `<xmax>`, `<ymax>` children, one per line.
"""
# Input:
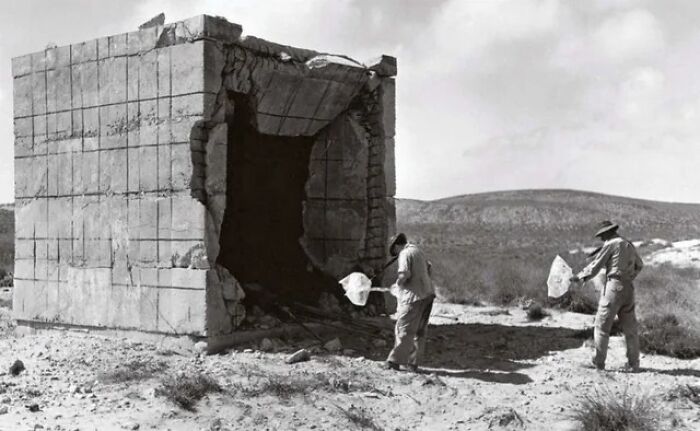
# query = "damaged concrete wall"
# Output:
<box><xmin>12</xmin><ymin>14</ymin><xmax>396</xmax><ymax>337</ymax></box>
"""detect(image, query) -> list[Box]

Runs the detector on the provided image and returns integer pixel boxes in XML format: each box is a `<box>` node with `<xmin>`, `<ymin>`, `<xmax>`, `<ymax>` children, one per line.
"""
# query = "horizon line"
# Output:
<box><xmin>3</xmin><ymin>188</ymin><xmax>700</xmax><ymax>206</ymax></box>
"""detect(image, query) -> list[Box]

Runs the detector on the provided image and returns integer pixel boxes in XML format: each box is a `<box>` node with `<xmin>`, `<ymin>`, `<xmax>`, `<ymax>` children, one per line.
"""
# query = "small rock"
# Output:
<box><xmin>323</xmin><ymin>338</ymin><xmax>342</xmax><ymax>352</ymax></box>
<box><xmin>259</xmin><ymin>315</ymin><xmax>278</xmax><ymax>327</ymax></box>
<box><xmin>259</xmin><ymin>338</ymin><xmax>274</xmax><ymax>352</ymax></box>
<box><xmin>1</xmin><ymin>396</ymin><xmax>10</xmax><ymax>404</ymax></box>
<box><xmin>342</xmin><ymin>349</ymin><xmax>356</xmax><ymax>356</ymax></box>
<box><xmin>285</xmin><ymin>349</ymin><xmax>311</xmax><ymax>364</ymax></box>
<box><xmin>26</xmin><ymin>403</ymin><xmax>40</xmax><ymax>412</ymax></box>
<box><xmin>0</xmin><ymin>405</ymin><xmax>7</xmax><ymax>415</ymax></box>
<box><xmin>194</xmin><ymin>341</ymin><xmax>208</xmax><ymax>353</ymax></box>
<box><xmin>128</xmin><ymin>423</ymin><xmax>140</xmax><ymax>430</ymax></box>
<box><xmin>9</xmin><ymin>360</ymin><xmax>25</xmax><ymax>376</ymax></box>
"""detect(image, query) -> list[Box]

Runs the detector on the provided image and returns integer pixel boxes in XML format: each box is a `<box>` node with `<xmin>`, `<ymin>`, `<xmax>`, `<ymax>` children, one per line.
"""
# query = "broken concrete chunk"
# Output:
<box><xmin>139</xmin><ymin>13</ymin><xmax>165</xmax><ymax>30</ymax></box>
<box><xmin>259</xmin><ymin>338</ymin><xmax>274</xmax><ymax>351</ymax></box>
<box><xmin>323</xmin><ymin>338</ymin><xmax>342</xmax><ymax>352</ymax></box>
<box><xmin>194</xmin><ymin>341</ymin><xmax>208</xmax><ymax>354</ymax></box>
<box><xmin>367</xmin><ymin>55</ymin><xmax>397</xmax><ymax>77</ymax></box>
<box><xmin>226</xmin><ymin>302</ymin><xmax>246</xmax><ymax>328</ymax></box>
<box><xmin>285</xmin><ymin>349</ymin><xmax>311</xmax><ymax>364</ymax></box>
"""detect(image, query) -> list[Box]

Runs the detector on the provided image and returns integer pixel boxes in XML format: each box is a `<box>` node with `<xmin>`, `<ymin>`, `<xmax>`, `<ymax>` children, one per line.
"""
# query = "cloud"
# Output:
<box><xmin>592</xmin><ymin>9</ymin><xmax>665</xmax><ymax>62</ymax></box>
<box><xmin>0</xmin><ymin>1</ymin><xmax>699</xmax><ymax>203</ymax></box>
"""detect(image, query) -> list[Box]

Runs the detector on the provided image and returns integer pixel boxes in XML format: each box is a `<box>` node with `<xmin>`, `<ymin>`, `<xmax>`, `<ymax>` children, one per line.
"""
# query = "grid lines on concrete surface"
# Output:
<box><xmin>12</xmin><ymin>26</ymin><xmax>216</xmax><ymax>334</ymax></box>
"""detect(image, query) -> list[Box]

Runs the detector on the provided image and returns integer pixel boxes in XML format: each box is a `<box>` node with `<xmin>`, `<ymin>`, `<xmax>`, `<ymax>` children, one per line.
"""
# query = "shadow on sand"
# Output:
<box><xmin>333</xmin><ymin>320</ymin><xmax>591</xmax><ymax>385</ymax></box>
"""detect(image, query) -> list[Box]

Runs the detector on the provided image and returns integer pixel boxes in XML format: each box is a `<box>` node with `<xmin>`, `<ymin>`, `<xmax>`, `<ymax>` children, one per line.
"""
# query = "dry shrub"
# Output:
<box><xmin>159</xmin><ymin>373</ymin><xmax>221</xmax><ymax>411</ymax></box>
<box><xmin>526</xmin><ymin>302</ymin><xmax>549</xmax><ymax>321</ymax></box>
<box><xmin>98</xmin><ymin>359</ymin><xmax>167</xmax><ymax>384</ymax></box>
<box><xmin>336</xmin><ymin>405</ymin><xmax>383</xmax><ymax>431</ymax></box>
<box><xmin>571</xmin><ymin>388</ymin><xmax>659</xmax><ymax>431</ymax></box>
<box><xmin>639</xmin><ymin>314</ymin><xmax>700</xmax><ymax>359</ymax></box>
<box><xmin>232</xmin><ymin>371</ymin><xmax>380</xmax><ymax>399</ymax></box>
<box><xmin>635</xmin><ymin>264</ymin><xmax>700</xmax><ymax>359</ymax></box>
<box><xmin>565</xmin><ymin>288</ymin><xmax>598</xmax><ymax>314</ymax></box>
<box><xmin>666</xmin><ymin>384</ymin><xmax>700</xmax><ymax>405</ymax></box>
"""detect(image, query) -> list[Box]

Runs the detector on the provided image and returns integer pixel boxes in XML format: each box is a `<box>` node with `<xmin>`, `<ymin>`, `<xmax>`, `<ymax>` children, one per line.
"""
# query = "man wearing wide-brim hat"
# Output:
<box><xmin>571</xmin><ymin>221</ymin><xmax>644</xmax><ymax>372</ymax></box>
<box><xmin>383</xmin><ymin>233</ymin><xmax>435</xmax><ymax>372</ymax></box>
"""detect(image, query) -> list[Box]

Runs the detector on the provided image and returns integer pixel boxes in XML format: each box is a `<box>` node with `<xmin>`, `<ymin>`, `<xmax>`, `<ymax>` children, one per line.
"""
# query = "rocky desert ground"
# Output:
<box><xmin>1</xmin><ymin>293</ymin><xmax>698</xmax><ymax>431</ymax></box>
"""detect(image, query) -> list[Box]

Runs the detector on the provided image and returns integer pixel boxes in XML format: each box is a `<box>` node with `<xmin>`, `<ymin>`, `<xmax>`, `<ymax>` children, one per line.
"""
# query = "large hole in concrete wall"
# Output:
<box><xmin>217</xmin><ymin>93</ymin><xmax>336</xmax><ymax>305</ymax></box>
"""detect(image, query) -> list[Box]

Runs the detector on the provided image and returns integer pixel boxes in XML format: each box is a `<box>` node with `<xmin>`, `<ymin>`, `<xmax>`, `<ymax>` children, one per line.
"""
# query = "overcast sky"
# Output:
<box><xmin>1</xmin><ymin>0</ymin><xmax>699</xmax><ymax>203</ymax></box>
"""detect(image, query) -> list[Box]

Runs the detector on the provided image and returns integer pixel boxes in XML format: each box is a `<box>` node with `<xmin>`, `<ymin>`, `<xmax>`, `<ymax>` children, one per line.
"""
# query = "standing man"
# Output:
<box><xmin>384</xmin><ymin>233</ymin><xmax>435</xmax><ymax>372</ymax></box>
<box><xmin>571</xmin><ymin>221</ymin><xmax>644</xmax><ymax>372</ymax></box>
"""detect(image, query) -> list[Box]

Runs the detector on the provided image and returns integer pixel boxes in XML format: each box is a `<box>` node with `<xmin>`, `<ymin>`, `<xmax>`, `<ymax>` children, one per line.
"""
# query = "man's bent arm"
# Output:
<box><xmin>577</xmin><ymin>243</ymin><xmax>612</xmax><ymax>281</ymax></box>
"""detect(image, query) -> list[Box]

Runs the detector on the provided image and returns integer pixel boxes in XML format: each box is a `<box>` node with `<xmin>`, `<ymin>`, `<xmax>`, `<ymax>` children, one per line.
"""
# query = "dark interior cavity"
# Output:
<box><xmin>217</xmin><ymin>93</ymin><xmax>335</xmax><ymax>305</ymax></box>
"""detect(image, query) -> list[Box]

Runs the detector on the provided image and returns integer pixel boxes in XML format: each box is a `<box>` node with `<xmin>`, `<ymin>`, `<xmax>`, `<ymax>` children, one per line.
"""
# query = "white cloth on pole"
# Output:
<box><xmin>339</xmin><ymin>272</ymin><xmax>373</xmax><ymax>306</ymax></box>
<box><xmin>339</xmin><ymin>272</ymin><xmax>395</xmax><ymax>306</ymax></box>
<box><xmin>547</xmin><ymin>255</ymin><xmax>573</xmax><ymax>299</ymax></box>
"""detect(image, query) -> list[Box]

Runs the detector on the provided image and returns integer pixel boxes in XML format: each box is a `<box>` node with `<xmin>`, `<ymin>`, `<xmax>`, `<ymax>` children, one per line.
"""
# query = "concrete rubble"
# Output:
<box><xmin>11</xmin><ymin>15</ymin><xmax>397</xmax><ymax>348</ymax></box>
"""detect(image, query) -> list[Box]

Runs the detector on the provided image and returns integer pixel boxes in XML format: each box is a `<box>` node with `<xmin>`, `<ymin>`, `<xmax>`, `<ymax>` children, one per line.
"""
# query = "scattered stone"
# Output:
<box><xmin>323</xmin><ymin>338</ymin><xmax>342</xmax><ymax>352</ymax></box>
<box><xmin>0</xmin><ymin>405</ymin><xmax>7</xmax><ymax>415</ymax></box>
<box><xmin>259</xmin><ymin>338</ymin><xmax>274</xmax><ymax>351</ymax></box>
<box><xmin>286</xmin><ymin>349</ymin><xmax>311</xmax><ymax>364</ymax></box>
<box><xmin>1</xmin><ymin>396</ymin><xmax>10</xmax><ymax>404</ymax></box>
<box><xmin>9</xmin><ymin>360</ymin><xmax>25</xmax><ymax>376</ymax></box>
<box><xmin>194</xmin><ymin>341</ymin><xmax>208</xmax><ymax>354</ymax></box>
<box><xmin>259</xmin><ymin>315</ymin><xmax>278</xmax><ymax>328</ymax></box>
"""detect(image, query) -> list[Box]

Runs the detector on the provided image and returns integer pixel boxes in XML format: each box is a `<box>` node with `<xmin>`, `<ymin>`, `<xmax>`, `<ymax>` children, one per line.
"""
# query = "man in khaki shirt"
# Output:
<box><xmin>384</xmin><ymin>233</ymin><xmax>435</xmax><ymax>372</ymax></box>
<box><xmin>571</xmin><ymin>221</ymin><xmax>644</xmax><ymax>372</ymax></box>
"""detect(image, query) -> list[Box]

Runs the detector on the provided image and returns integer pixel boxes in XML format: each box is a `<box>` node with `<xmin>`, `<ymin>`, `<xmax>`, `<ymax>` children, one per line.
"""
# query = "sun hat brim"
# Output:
<box><xmin>594</xmin><ymin>223</ymin><xmax>618</xmax><ymax>237</ymax></box>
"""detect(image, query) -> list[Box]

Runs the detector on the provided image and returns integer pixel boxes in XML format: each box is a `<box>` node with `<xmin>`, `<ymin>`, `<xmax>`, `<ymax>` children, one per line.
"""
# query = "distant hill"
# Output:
<box><xmin>396</xmin><ymin>189</ymin><xmax>700</xmax><ymax>300</ymax></box>
<box><xmin>398</xmin><ymin>189</ymin><xmax>700</xmax><ymax>249</ymax></box>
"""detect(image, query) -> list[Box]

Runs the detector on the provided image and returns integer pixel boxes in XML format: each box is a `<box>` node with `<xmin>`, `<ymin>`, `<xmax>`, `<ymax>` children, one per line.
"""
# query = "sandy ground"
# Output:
<box><xmin>646</xmin><ymin>240</ymin><xmax>700</xmax><ymax>269</ymax></box>
<box><xmin>1</xmin><ymin>299</ymin><xmax>699</xmax><ymax>431</ymax></box>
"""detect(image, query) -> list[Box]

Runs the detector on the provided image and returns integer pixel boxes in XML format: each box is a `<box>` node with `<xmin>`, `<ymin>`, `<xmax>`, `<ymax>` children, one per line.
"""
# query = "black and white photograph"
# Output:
<box><xmin>0</xmin><ymin>1</ymin><xmax>699</xmax><ymax>430</ymax></box>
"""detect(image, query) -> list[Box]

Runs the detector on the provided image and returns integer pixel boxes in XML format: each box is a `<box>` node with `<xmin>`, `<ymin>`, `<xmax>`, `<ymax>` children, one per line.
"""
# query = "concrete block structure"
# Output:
<box><xmin>12</xmin><ymin>15</ymin><xmax>397</xmax><ymax>340</ymax></box>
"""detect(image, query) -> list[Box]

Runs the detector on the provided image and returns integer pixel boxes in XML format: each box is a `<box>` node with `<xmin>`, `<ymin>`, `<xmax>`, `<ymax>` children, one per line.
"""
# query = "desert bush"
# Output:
<box><xmin>665</xmin><ymin>384</ymin><xmax>700</xmax><ymax>405</ymax></box>
<box><xmin>232</xmin><ymin>371</ymin><xmax>379</xmax><ymax>399</ymax></box>
<box><xmin>159</xmin><ymin>372</ymin><xmax>221</xmax><ymax>411</ymax></box>
<box><xmin>639</xmin><ymin>314</ymin><xmax>700</xmax><ymax>359</ymax></box>
<box><xmin>98</xmin><ymin>360</ymin><xmax>168</xmax><ymax>384</ymax></box>
<box><xmin>633</xmin><ymin>264</ymin><xmax>700</xmax><ymax>358</ymax></box>
<box><xmin>571</xmin><ymin>388</ymin><xmax>659</xmax><ymax>431</ymax></box>
<box><xmin>526</xmin><ymin>302</ymin><xmax>549</xmax><ymax>321</ymax></box>
<box><xmin>635</xmin><ymin>265</ymin><xmax>700</xmax><ymax>328</ymax></box>
<box><xmin>336</xmin><ymin>405</ymin><xmax>383</xmax><ymax>431</ymax></box>
<box><xmin>558</xmin><ymin>288</ymin><xmax>598</xmax><ymax>315</ymax></box>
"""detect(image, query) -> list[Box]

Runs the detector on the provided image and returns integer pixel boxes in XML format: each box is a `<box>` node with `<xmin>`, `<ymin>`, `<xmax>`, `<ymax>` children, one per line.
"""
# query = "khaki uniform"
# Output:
<box><xmin>387</xmin><ymin>244</ymin><xmax>435</xmax><ymax>366</ymax></box>
<box><xmin>577</xmin><ymin>236</ymin><xmax>644</xmax><ymax>368</ymax></box>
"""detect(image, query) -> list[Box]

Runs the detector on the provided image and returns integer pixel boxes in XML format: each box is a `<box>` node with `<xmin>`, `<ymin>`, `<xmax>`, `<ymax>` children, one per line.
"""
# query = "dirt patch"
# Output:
<box><xmin>0</xmin><ymin>303</ymin><xmax>697</xmax><ymax>430</ymax></box>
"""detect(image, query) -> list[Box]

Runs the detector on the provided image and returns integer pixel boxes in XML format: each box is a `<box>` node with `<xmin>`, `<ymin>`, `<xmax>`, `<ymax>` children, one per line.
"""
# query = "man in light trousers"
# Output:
<box><xmin>384</xmin><ymin>233</ymin><xmax>435</xmax><ymax>372</ymax></box>
<box><xmin>571</xmin><ymin>221</ymin><xmax>644</xmax><ymax>372</ymax></box>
